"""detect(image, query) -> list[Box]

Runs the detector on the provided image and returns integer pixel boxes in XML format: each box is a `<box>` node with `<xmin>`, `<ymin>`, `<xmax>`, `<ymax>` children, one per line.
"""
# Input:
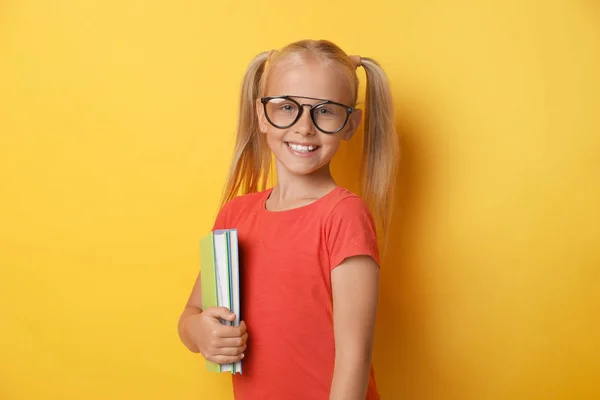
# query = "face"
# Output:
<box><xmin>257</xmin><ymin>56</ymin><xmax>362</xmax><ymax>177</ymax></box>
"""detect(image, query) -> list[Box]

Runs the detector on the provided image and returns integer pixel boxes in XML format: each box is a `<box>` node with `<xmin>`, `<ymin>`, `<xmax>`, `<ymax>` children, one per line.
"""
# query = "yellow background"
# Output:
<box><xmin>1</xmin><ymin>1</ymin><xmax>599</xmax><ymax>399</ymax></box>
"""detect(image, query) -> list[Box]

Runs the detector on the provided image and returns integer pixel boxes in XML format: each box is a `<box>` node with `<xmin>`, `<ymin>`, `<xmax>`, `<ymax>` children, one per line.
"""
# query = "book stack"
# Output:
<box><xmin>200</xmin><ymin>229</ymin><xmax>242</xmax><ymax>374</ymax></box>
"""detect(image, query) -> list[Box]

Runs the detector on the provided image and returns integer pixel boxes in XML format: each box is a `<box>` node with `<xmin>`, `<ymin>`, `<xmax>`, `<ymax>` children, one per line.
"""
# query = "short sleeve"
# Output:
<box><xmin>325</xmin><ymin>196</ymin><xmax>380</xmax><ymax>270</ymax></box>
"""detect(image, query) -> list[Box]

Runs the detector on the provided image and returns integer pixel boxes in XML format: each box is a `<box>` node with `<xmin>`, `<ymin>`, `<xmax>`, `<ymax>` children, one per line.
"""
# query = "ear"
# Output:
<box><xmin>256</xmin><ymin>98</ymin><xmax>268</xmax><ymax>133</ymax></box>
<box><xmin>342</xmin><ymin>108</ymin><xmax>363</xmax><ymax>141</ymax></box>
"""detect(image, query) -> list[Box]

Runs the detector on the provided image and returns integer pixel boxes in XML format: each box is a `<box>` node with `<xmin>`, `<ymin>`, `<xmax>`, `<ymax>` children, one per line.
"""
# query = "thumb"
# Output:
<box><xmin>204</xmin><ymin>307</ymin><xmax>236</xmax><ymax>321</ymax></box>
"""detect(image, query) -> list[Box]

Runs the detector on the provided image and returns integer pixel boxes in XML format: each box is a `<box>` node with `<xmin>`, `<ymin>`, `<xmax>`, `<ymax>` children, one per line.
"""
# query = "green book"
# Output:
<box><xmin>200</xmin><ymin>229</ymin><xmax>242</xmax><ymax>374</ymax></box>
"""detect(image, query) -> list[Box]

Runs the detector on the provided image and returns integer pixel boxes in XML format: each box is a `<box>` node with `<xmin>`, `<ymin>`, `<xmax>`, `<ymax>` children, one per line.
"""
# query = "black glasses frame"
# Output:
<box><xmin>260</xmin><ymin>95</ymin><xmax>355</xmax><ymax>134</ymax></box>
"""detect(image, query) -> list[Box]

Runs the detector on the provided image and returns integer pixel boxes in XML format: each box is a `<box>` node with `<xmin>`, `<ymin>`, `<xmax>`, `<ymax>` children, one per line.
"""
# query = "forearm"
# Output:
<box><xmin>329</xmin><ymin>350</ymin><xmax>372</xmax><ymax>400</ymax></box>
<box><xmin>178</xmin><ymin>306</ymin><xmax>202</xmax><ymax>352</ymax></box>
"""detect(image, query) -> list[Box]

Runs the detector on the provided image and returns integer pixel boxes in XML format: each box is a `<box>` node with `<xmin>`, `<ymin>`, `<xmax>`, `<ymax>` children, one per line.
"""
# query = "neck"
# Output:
<box><xmin>271</xmin><ymin>160</ymin><xmax>337</xmax><ymax>200</ymax></box>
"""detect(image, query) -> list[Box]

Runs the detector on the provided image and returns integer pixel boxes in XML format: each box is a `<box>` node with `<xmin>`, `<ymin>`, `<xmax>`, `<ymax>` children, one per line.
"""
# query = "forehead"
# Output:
<box><xmin>265</xmin><ymin>56</ymin><xmax>354</xmax><ymax>104</ymax></box>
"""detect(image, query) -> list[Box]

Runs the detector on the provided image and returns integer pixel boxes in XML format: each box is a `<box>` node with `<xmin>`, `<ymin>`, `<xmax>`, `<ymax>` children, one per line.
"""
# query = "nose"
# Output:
<box><xmin>294</xmin><ymin>104</ymin><xmax>317</xmax><ymax>136</ymax></box>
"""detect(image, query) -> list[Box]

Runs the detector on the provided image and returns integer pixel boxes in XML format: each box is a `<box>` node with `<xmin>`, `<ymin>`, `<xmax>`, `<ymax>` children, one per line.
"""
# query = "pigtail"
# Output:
<box><xmin>220</xmin><ymin>51</ymin><xmax>272</xmax><ymax>208</ymax></box>
<box><xmin>218</xmin><ymin>42</ymin><xmax>399</xmax><ymax>239</ymax></box>
<box><xmin>360</xmin><ymin>58</ymin><xmax>400</xmax><ymax>235</ymax></box>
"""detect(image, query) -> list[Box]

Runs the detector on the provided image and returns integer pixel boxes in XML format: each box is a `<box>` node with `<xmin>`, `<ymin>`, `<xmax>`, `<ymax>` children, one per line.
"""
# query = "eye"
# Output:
<box><xmin>316</xmin><ymin>106</ymin><xmax>334</xmax><ymax>115</ymax></box>
<box><xmin>281</xmin><ymin>104</ymin><xmax>296</xmax><ymax>112</ymax></box>
<box><xmin>267</xmin><ymin>97</ymin><xmax>298</xmax><ymax>114</ymax></box>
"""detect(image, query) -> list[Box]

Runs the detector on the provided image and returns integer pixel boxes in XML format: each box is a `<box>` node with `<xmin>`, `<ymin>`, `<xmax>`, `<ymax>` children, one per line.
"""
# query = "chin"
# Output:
<box><xmin>276</xmin><ymin>162</ymin><xmax>316</xmax><ymax>176</ymax></box>
<box><xmin>277</xmin><ymin>158</ymin><xmax>331</xmax><ymax>177</ymax></box>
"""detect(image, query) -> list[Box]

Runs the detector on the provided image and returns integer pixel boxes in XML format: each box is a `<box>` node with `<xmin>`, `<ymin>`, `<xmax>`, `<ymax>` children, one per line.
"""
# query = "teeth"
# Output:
<box><xmin>288</xmin><ymin>143</ymin><xmax>317</xmax><ymax>153</ymax></box>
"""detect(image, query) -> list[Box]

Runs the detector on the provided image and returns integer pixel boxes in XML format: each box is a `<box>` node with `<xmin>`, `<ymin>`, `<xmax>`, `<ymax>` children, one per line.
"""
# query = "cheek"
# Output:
<box><xmin>265</xmin><ymin>129</ymin><xmax>286</xmax><ymax>146</ymax></box>
<box><xmin>321</xmin><ymin>136</ymin><xmax>342</xmax><ymax>151</ymax></box>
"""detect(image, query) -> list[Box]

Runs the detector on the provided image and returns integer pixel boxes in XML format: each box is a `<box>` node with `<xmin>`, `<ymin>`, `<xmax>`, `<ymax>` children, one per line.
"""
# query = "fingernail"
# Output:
<box><xmin>241</xmin><ymin>353</ymin><xmax>245</xmax><ymax>358</ymax></box>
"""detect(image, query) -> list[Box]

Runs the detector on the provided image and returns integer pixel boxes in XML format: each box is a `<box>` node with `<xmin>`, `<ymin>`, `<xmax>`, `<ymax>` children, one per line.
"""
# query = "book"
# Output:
<box><xmin>200</xmin><ymin>229</ymin><xmax>242</xmax><ymax>374</ymax></box>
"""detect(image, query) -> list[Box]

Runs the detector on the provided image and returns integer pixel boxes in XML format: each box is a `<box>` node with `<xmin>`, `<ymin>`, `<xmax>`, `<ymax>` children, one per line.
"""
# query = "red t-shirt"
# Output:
<box><xmin>212</xmin><ymin>186</ymin><xmax>380</xmax><ymax>400</ymax></box>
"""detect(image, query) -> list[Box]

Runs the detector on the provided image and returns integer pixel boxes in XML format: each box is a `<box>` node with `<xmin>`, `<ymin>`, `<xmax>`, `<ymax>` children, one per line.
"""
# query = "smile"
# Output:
<box><xmin>285</xmin><ymin>142</ymin><xmax>320</xmax><ymax>153</ymax></box>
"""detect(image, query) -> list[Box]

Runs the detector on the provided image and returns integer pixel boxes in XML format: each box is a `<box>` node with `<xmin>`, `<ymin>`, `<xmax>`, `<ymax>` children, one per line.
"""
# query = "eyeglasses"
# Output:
<box><xmin>260</xmin><ymin>95</ymin><xmax>355</xmax><ymax>134</ymax></box>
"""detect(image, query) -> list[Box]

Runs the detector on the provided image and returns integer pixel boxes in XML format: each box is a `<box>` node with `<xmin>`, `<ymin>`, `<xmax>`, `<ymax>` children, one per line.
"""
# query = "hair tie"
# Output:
<box><xmin>268</xmin><ymin>49</ymin><xmax>279</xmax><ymax>63</ymax></box>
<box><xmin>349</xmin><ymin>55</ymin><xmax>362</xmax><ymax>69</ymax></box>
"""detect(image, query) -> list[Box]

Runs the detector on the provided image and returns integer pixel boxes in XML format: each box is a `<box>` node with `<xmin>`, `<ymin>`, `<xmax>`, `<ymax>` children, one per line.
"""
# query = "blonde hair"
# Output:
<box><xmin>219</xmin><ymin>39</ymin><xmax>399</xmax><ymax>234</ymax></box>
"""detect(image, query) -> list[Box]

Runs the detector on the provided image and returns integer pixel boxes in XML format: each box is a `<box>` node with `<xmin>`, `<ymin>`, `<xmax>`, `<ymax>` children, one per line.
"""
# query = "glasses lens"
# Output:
<box><xmin>265</xmin><ymin>98</ymin><xmax>299</xmax><ymax>128</ymax></box>
<box><xmin>312</xmin><ymin>103</ymin><xmax>348</xmax><ymax>133</ymax></box>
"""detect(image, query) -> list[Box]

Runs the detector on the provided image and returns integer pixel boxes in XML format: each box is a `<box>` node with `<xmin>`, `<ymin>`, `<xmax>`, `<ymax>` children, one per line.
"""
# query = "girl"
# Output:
<box><xmin>178</xmin><ymin>39</ymin><xmax>399</xmax><ymax>400</ymax></box>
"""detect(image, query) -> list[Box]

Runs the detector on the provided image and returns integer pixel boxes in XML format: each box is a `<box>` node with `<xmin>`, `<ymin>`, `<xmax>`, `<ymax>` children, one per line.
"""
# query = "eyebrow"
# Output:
<box><xmin>284</xmin><ymin>95</ymin><xmax>331</xmax><ymax>102</ymax></box>
<box><xmin>266</xmin><ymin>95</ymin><xmax>354</xmax><ymax>108</ymax></box>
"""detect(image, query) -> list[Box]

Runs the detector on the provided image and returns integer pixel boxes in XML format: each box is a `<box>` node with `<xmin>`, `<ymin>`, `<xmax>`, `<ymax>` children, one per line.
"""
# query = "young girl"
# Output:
<box><xmin>178</xmin><ymin>39</ymin><xmax>399</xmax><ymax>400</ymax></box>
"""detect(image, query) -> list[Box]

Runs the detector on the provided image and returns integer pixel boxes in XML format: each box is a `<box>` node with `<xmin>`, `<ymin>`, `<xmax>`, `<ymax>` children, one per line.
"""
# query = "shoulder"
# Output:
<box><xmin>324</xmin><ymin>187</ymin><xmax>374</xmax><ymax>223</ymax></box>
<box><xmin>221</xmin><ymin>189</ymin><xmax>268</xmax><ymax>212</ymax></box>
<box><xmin>321</xmin><ymin>186</ymin><xmax>377</xmax><ymax>238</ymax></box>
<box><xmin>321</xmin><ymin>187</ymin><xmax>380</xmax><ymax>267</ymax></box>
<box><xmin>214</xmin><ymin>189</ymin><xmax>270</xmax><ymax>229</ymax></box>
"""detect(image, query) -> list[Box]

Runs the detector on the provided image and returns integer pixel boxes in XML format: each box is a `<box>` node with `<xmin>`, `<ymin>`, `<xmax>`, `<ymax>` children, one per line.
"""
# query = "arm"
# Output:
<box><xmin>177</xmin><ymin>273</ymin><xmax>203</xmax><ymax>353</ymax></box>
<box><xmin>178</xmin><ymin>201</ymin><xmax>232</xmax><ymax>352</ymax></box>
<box><xmin>329</xmin><ymin>255</ymin><xmax>379</xmax><ymax>400</ymax></box>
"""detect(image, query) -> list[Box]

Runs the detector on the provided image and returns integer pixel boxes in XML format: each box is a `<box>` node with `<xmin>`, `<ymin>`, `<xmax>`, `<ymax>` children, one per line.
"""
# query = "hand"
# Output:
<box><xmin>183</xmin><ymin>306</ymin><xmax>247</xmax><ymax>365</ymax></box>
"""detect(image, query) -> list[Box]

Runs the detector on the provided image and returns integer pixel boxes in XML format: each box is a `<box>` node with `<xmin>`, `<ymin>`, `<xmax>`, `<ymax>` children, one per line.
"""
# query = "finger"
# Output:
<box><xmin>219</xmin><ymin>324</ymin><xmax>246</xmax><ymax>338</ymax></box>
<box><xmin>209</xmin><ymin>353</ymin><xmax>245</xmax><ymax>365</ymax></box>
<box><xmin>203</xmin><ymin>307</ymin><xmax>236</xmax><ymax>321</ymax></box>
<box><xmin>216</xmin><ymin>332</ymin><xmax>248</xmax><ymax>348</ymax></box>
<box><xmin>213</xmin><ymin>344</ymin><xmax>246</xmax><ymax>357</ymax></box>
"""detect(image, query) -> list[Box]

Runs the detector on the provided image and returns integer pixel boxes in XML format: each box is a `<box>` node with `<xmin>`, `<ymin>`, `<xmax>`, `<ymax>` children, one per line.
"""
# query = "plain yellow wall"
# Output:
<box><xmin>1</xmin><ymin>1</ymin><xmax>599</xmax><ymax>399</ymax></box>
